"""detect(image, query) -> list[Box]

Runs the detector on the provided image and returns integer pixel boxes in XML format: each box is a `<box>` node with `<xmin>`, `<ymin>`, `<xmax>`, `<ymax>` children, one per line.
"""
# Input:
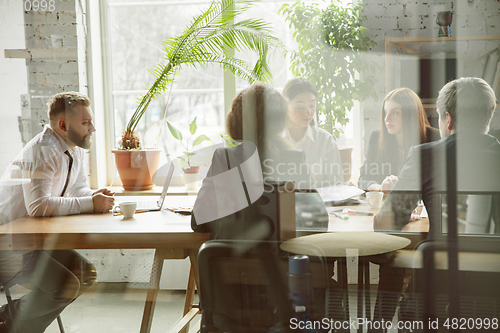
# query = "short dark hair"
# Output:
<box><xmin>47</xmin><ymin>92</ymin><xmax>91</xmax><ymax>120</ymax></box>
<box><xmin>436</xmin><ymin>77</ymin><xmax>496</xmax><ymax>133</ymax></box>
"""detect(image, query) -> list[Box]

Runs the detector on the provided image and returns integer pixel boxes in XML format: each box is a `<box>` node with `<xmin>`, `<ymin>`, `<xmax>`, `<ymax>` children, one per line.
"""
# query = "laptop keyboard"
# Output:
<box><xmin>136</xmin><ymin>200</ymin><xmax>159</xmax><ymax>210</ymax></box>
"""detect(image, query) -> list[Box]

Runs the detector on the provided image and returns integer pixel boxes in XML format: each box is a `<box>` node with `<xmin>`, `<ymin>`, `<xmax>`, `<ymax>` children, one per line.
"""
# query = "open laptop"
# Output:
<box><xmin>131</xmin><ymin>161</ymin><xmax>175</xmax><ymax>211</ymax></box>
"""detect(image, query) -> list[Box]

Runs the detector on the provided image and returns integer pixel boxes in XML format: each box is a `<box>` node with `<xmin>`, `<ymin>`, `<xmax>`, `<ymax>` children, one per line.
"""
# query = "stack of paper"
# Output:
<box><xmin>316</xmin><ymin>185</ymin><xmax>365</xmax><ymax>203</ymax></box>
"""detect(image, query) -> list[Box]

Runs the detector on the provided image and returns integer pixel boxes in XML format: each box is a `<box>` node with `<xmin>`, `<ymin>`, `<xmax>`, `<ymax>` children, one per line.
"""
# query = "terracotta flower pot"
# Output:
<box><xmin>183</xmin><ymin>166</ymin><xmax>200</xmax><ymax>174</ymax></box>
<box><xmin>112</xmin><ymin>149</ymin><xmax>162</xmax><ymax>191</ymax></box>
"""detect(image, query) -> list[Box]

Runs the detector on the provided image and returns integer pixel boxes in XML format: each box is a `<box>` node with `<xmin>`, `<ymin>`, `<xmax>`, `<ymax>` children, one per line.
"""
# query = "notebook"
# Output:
<box><xmin>132</xmin><ymin>161</ymin><xmax>175</xmax><ymax>211</ymax></box>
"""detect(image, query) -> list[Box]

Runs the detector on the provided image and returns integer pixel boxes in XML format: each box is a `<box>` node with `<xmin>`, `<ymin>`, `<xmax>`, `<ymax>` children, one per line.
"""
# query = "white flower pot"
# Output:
<box><xmin>183</xmin><ymin>172</ymin><xmax>199</xmax><ymax>191</ymax></box>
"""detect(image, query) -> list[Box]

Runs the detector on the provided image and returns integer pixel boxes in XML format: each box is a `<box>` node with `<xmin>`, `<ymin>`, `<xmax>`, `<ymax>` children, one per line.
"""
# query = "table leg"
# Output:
<box><xmin>180</xmin><ymin>266</ymin><xmax>196</xmax><ymax>333</ymax></box>
<box><xmin>175</xmin><ymin>249</ymin><xmax>201</xmax><ymax>333</ymax></box>
<box><xmin>188</xmin><ymin>249</ymin><xmax>200</xmax><ymax>294</ymax></box>
<box><xmin>363</xmin><ymin>257</ymin><xmax>371</xmax><ymax>324</ymax></box>
<box><xmin>358</xmin><ymin>256</ymin><xmax>364</xmax><ymax>323</ymax></box>
<box><xmin>140</xmin><ymin>249</ymin><xmax>167</xmax><ymax>333</ymax></box>
<box><xmin>338</xmin><ymin>257</ymin><xmax>349</xmax><ymax>320</ymax></box>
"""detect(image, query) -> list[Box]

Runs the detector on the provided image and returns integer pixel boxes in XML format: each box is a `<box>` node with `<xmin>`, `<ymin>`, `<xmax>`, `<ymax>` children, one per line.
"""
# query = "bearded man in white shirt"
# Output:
<box><xmin>0</xmin><ymin>92</ymin><xmax>114</xmax><ymax>333</ymax></box>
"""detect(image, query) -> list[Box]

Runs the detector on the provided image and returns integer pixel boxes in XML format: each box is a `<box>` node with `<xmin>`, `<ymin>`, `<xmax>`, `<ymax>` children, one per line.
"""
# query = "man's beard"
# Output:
<box><xmin>67</xmin><ymin>127</ymin><xmax>92</xmax><ymax>149</ymax></box>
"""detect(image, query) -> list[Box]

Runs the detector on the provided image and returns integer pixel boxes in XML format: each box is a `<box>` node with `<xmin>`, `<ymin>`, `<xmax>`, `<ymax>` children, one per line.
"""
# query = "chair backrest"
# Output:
<box><xmin>403</xmin><ymin>238</ymin><xmax>500</xmax><ymax>326</ymax></box>
<box><xmin>0</xmin><ymin>280</ymin><xmax>66</xmax><ymax>333</ymax></box>
<box><xmin>294</xmin><ymin>190</ymin><xmax>328</xmax><ymax>231</ymax></box>
<box><xmin>430</xmin><ymin>191</ymin><xmax>500</xmax><ymax>240</ymax></box>
<box><xmin>198</xmin><ymin>240</ymin><xmax>292</xmax><ymax>333</ymax></box>
<box><xmin>197</xmin><ymin>240</ymin><xmax>335</xmax><ymax>333</ymax></box>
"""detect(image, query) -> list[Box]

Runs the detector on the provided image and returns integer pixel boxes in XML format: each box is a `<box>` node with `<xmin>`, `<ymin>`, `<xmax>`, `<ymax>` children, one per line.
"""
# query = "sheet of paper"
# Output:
<box><xmin>421</xmin><ymin>205</ymin><xmax>428</xmax><ymax>218</ymax></box>
<box><xmin>316</xmin><ymin>185</ymin><xmax>365</xmax><ymax>203</ymax></box>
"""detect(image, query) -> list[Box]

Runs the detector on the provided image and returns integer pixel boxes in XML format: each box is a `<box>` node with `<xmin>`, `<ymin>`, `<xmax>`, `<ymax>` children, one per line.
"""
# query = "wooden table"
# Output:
<box><xmin>0</xmin><ymin>196</ymin><xmax>210</xmax><ymax>333</ymax></box>
<box><xmin>110</xmin><ymin>185</ymin><xmax>197</xmax><ymax>196</ymax></box>
<box><xmin>326</xmin><ymin>202</ymin><xmax>429</xmax><ymax>249</ymax></box>
<box><xmin>326</xmin><ymin>204</ymin><xmax>379</xmax><ymax>232</ymax></box>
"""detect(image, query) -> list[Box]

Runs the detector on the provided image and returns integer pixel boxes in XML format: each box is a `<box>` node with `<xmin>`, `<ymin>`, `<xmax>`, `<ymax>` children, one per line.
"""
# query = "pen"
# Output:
<box><xmin>165</xmin><ymin>207</ymin><xmax>193</xmax><ymax>215</ymax></box>
<box><xmin>330</xmin><ymin>211</ymin><xmax>349</xmax><ymax>220</ymax></box>
<box><xmin>348</xmin><ymin>209</ymin><xmax>373</xmax><ymax>216</ymax></box>
<box><xmin>333</xmin><ymin>209</ymin><xmax>373</xmax><ymax>216</ymax></box>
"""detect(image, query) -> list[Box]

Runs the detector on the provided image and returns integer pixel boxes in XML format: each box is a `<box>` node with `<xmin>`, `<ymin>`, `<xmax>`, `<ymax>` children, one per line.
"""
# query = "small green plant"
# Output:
<box><xmin>219</xmin><ymin>133</ymin><xmax>240</xmax><ymax>147</ymax></box>
<box><xmin>280</xmin><ymin>0</ymin><xmax>377</xmax><ymax>138</ymax></box>
<box><xmin>167</xmin><ymin>117</ymin><xmax>211</xmax><ymax>171</ymax></box>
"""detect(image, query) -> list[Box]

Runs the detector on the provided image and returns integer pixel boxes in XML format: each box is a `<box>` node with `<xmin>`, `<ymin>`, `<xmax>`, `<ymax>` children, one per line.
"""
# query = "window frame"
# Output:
<box><xmin>89</xmin><ymin>0</ymin><xmax>359</xmax><ymax>188</ymax></box>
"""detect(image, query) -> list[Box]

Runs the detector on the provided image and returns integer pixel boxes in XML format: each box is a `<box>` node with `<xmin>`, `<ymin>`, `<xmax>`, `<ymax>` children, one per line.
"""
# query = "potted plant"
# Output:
<box><xmin>112</xmin><ymin>0</ymin><xmax>281</xmax><ymax>190</ymax></box>
<box><xmin>166</xmin><ymin>117</ymin><xmax>210</xmax><ymax>190</ymax></box>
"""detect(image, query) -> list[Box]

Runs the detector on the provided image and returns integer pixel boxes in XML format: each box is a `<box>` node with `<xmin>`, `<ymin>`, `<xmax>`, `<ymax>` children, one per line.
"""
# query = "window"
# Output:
<box><xmin>104</xmin><ymin>1</ymin><xmax>226</xmax><ymax>184</ymax></box>
<box><xmin>100</xmin><ymin>0</ymin><xmax>358</xmax><ymax>186</ymax></box>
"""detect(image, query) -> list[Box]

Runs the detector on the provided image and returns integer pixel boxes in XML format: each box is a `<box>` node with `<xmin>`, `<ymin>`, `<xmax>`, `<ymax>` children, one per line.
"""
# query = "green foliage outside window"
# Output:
<box><xmin>120</xmin><ymin>0</ymin><xmax>282</xmax><ymax>149</ymax></box>
<box><xmin>280</xmin><ymin>0</ymin><xmax>378</xmax><ymax>138</ymax></box>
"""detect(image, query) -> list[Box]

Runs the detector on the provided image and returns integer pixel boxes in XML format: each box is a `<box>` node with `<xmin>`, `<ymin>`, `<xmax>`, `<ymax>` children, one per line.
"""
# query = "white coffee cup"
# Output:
<box><xmin>366</xmin><ymin>191</ymin><xmax>383</xmax><ymax>209</ymax></box>
<box><xmin>115</xmin><ymin>202</ymin><xmax>137</xmax><ymax>218</ymax></box>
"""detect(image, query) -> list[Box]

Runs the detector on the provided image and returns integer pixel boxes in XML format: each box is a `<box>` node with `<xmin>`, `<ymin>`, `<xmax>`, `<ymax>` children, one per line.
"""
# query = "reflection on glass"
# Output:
<box><xmin>441</xmin><ymin>194</ymin><xmax>497</xmax><ymax>235</ymax></box>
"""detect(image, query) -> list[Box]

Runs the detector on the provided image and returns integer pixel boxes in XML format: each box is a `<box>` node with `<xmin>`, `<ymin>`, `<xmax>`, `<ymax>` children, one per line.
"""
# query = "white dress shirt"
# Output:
<box><xmin>283</xmin><ymin>125</ymin><xmax>343</xmax><ymax>188</ymax></box>
<box><xmin>0</xmin><ymin>125</ymin><xmax>94</xmax><ymax>226</ymax></box>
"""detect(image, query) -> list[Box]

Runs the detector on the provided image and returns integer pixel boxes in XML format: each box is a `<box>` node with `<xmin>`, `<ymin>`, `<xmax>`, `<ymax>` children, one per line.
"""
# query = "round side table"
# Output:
<box><xmin>281</xmin><ymin>232</ymin><xmax>411</xmax><ymax>331</ymax></box>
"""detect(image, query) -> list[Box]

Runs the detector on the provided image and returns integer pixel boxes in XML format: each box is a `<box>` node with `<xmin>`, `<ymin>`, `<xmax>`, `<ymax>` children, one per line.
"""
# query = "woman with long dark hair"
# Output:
<box><xmin>358</xmin><ymin>87</ymin><xmax>440</xmax><ymax>190</ymax></box>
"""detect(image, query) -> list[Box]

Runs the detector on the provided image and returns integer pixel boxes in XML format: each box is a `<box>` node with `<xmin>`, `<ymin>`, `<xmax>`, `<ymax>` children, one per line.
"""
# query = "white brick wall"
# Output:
<box><xmin>0</xmin><ymin>4</ymin><xmax>27</xmax><ymax>174</ymax></box>
<box><xmin>58</xmin><ymin>10</ymin><xmax>77</xmax><ymax>24</ymax></box>
<box><xmin>421</xmin><ymin>14</ymin><xmax>434</xmax><ymax>30</ymax></box>
<box><xmin>364</xmin><ymin>3</ymin><xmax>385</xmax><ymax>17</ymax></box>
<box><xmin>385</xmin><ymin>3</ymin><xmax>404</xmax><ymax>18</ymax></box>
<box><xmin>1</xmin><ymin>1</ymin><xmax>88</xmax><ymax>179</ymax></box>
<box><xmin>403</xmin><ymin>2</ymin><xmax>430</xmax><ymax>17</ymax></box>
<box><xmin>398</xmin><ymin>16</ymin><xmax>420</xmax><ymax>30</ymax></box>
<box><xmin>20</xmin><ymin>0</ymin><xmax>87</xmax><ymax>139</ymax></box>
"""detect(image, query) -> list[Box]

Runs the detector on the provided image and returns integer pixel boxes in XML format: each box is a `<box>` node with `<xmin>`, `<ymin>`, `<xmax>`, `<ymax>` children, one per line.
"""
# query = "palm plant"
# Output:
<box><xmin>120</xmin><ymin>0</ymin><xmax>281</xmax><ymax>149</ymax></box>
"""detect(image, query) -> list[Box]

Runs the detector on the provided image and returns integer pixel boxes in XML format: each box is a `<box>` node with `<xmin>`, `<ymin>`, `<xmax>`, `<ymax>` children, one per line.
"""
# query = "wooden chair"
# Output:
<box><xmin>0</xmin><ymin>279</ymin><xmax>65</xmax><ymax>333</ymax></box>
<box><xmin>397</xmin><ymin>238</ymin><xmax>500</xmax><ymax>332</ymax></box>
<box><xmin>197</xmin><ymin>240</ymin><xmax>338</xmax><ymax>333</ymax></box>
<box><xmin>197</xmin><ymin>240</ymin><xmax>291</xmax><ymax>333</ymax></box>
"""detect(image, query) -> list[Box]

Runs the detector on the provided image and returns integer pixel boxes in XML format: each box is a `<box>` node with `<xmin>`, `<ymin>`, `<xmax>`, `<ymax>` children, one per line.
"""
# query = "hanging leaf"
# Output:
<box><xmin>189</xmin><ymin>117</ymin><xmax>198</xmax><ymax>135</ymax></box>
<box><xmin>193</xmin><ymin>134</ymin><xmax>211</xmax><ymax>147</ymax></box>
<box><xmin>166</xmin><ymin>120</ymin><xmax>183</xmax><ymax>141</ymax></box>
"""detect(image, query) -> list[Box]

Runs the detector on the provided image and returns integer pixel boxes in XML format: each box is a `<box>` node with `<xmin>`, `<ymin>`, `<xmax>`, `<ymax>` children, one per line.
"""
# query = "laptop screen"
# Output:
<box><xmin>158</xmin><ymin>162</ymin><xmax>175</xmax><ymax>208</ymax></box>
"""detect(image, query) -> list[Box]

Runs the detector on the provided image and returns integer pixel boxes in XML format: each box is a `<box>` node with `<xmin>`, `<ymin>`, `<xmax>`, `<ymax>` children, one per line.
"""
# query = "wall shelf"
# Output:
<box><xmin>385</xmin><ymin>35</ymin><xmax>500</xmax><ymax>96</ymax></box>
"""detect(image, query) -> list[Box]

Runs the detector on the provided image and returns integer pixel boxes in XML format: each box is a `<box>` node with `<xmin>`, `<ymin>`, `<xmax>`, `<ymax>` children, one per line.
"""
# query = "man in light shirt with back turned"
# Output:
<box><xmin>370</xmin><ymin>77</ymin><xmax>500</xmax><ymax>332</ymax></box>
<box><xmin>0</xmin><ymin>92</ymin><xmax>114</xmax><ymax>332</ymax></box>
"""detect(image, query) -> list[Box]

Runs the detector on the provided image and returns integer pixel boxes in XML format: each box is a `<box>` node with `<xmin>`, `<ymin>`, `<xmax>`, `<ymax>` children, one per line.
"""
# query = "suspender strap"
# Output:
<box><xmin>61</xmin><ymin>150</ymin><xmax>74</xmax><ymax>197</ymax></box>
